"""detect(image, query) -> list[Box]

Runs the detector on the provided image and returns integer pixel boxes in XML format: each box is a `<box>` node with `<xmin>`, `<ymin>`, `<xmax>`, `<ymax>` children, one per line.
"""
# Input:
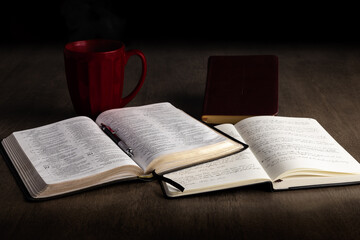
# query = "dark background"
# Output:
<box><xmin>2</xmin><ymin>2</ymin><xmax>360</xmax><ymax>240</ymax></box>
<box><xmin>1</xmin><ymin>0</ymin><xmax>358</xmax><ymax>45</ymax></box>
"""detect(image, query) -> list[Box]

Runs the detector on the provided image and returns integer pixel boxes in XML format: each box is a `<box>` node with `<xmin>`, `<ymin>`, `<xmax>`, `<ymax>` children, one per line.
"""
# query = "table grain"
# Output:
<box><xmin>1</xmin><ymin>42</ymin><xmax>360</xmax><ymax>240</ymax></box>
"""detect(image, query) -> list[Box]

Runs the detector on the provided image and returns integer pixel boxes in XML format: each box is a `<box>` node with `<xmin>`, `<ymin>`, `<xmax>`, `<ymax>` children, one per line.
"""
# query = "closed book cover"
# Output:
<box><xmin>202</xmin><ymin>55</ymin><xmax>278</xmax><ymax>124</ymax></box>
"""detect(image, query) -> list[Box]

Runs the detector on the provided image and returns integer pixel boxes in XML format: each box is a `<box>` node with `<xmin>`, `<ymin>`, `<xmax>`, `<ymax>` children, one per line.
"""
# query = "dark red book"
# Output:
<box><xmin>202</xmin><ymin>55</ymin><xmax>278</xmax><ymax>124</ymax></box>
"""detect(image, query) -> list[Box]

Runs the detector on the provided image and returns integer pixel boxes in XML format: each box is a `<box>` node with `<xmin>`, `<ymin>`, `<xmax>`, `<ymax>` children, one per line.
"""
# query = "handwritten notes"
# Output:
<box><xmin>164</xmin><ymin>124</ymin><xmax>270</xmax><ymax>193</ymax></box>
<box><xmin>162</xmin><ymin>116</ymin><xmax>360</xmax><ymax>196</ymax></box>
<box><xmin>235</xmin><ymin>116</ymin><xmax>360</xmax><ymax>179</ymax></box>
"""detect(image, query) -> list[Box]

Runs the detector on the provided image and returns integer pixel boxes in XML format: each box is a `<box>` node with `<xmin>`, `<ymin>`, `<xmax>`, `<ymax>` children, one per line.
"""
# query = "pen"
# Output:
<box><xmin>100</xmin><ymin>123</ymin><xmax>134</xmax><ymax>158</ymax></box>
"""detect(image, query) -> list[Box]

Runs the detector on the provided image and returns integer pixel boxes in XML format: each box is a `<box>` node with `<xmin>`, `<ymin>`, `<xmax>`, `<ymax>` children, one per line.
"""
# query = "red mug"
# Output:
<box><xmin>64</xmin><ymin>39</ymin><xmax>147</xmax><ymax>118</ymax></box>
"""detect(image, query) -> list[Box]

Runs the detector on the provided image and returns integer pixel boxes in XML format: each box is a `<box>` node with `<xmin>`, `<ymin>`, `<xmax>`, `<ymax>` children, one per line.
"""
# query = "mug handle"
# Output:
<box><xmin>121</xmin><ymin>49</ymin><xmax>147</xmax><ymax>106</ymax></box>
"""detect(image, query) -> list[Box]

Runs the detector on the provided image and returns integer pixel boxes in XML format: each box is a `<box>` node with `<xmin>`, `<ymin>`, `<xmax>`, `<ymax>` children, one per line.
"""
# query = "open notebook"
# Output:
<box><xmin>162</xmin><ymin>116</ymin><xmax>360</xmax><ymax>197</ymax></box>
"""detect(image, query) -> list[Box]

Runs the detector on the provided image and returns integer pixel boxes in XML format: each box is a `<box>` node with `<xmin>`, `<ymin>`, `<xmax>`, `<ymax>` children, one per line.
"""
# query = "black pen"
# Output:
<box><xmin>100</xmin><ymin>123</ymin><xmax>134</xmax><ymax>158</ymax></box>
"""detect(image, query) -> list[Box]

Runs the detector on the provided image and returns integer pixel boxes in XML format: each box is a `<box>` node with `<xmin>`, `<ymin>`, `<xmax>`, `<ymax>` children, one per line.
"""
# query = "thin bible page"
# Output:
<box><xmin>96</xmin><ymin>103</ymin><xmax>227</xmax><ymax>171</ymax></box>
<box><xmin>13</xmin><ymin>116</ymin><xmax>139</xmax><ymax>184</ymax></box>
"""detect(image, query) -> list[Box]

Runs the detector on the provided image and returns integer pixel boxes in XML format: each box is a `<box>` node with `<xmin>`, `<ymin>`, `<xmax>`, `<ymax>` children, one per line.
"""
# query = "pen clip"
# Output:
<box><xmin>101</xmin><ymin>123</ymin><xmax>115</xmax><ymax>133</ymax></box>
<box><xmin>100</xmin><ymin>123</ymin><xmax>134</xmax><ymax>158</ymax></box>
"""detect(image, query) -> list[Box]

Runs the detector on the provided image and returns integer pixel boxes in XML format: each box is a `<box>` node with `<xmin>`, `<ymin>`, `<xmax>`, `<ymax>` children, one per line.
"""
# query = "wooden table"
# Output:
<box><xmin>1</xmin><ymin>42</ymin><xmax>360</xmax><ymax>240</ymax></box>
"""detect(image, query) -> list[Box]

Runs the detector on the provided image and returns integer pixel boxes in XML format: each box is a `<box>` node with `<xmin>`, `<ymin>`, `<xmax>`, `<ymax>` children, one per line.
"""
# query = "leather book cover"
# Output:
<box><xmin>202</xmin><ymin>55</ymin><xmax>278</xmax><ymax>124</ymax></box>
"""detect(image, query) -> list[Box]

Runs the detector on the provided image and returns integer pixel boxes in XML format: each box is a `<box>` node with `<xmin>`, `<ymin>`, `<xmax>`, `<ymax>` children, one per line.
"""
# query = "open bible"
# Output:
<box><xmin>0</xmin><ymin>102</ymin><xmax>244</xmax><ymax>200</ymax></box>
<box><xmin>162</xmin><ymin>116</ymin><xmax>360</xmax><ymax>197</ymax></box>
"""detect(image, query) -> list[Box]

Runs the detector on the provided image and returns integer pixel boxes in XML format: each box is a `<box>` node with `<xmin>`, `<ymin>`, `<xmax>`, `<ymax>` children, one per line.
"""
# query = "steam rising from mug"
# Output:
<box><xmin>64</xmin><ymin>39</ymin><xmax>147</xmax><ymax>118</ymax></box>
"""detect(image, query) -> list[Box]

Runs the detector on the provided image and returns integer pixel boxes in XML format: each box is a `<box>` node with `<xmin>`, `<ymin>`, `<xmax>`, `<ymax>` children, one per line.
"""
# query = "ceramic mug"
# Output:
<box><xmin>64</xmin><ymin>39</ymin><xmax>147</xmax><ymax>118</ymax></box>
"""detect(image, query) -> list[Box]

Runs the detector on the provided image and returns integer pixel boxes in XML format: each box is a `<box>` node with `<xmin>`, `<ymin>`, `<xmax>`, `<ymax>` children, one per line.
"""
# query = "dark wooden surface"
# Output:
<box><xmin>1</xmin><ymin>41</ymin><xmax>360</xmax><ymax>240</ymax></box>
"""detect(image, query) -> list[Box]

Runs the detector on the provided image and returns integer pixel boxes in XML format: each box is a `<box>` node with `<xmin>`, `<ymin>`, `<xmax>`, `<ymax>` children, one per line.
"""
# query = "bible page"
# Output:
<box><xmin>235</xmin><ymin>116</ymin><xmax>360</xmax><ymax>180</ymax></box>
<box><xmin>95</xmin><ymin>102</ymin><xmax>228</xmax><ymax>171</ymax></box>
<box><xmin>13</xmin><ymin>116</ymin><xmax>141</xmax><ymax>184</ymax></box>
<box><xmin>163</xmin><ymin>124</ymin><xmax>270</xmax><ymax>196</ymax></box>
